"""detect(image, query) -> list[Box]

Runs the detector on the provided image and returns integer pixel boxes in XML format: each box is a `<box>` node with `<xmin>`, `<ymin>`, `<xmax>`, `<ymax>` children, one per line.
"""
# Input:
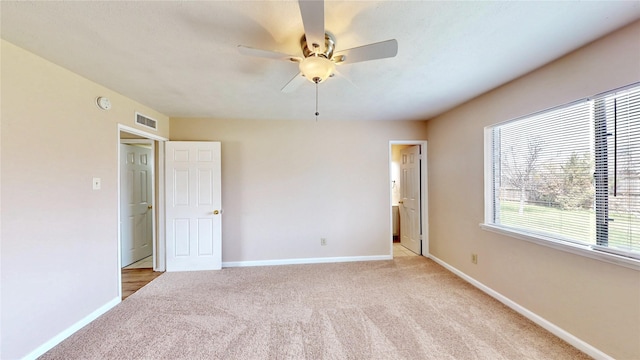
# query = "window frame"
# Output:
<box><xmin>482</xmin><ymin>84</ymin><xmax>640</xmax><ymax>271</ymax></box>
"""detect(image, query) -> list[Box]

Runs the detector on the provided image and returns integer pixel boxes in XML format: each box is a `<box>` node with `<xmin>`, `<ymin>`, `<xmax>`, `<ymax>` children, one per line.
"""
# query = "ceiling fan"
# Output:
<box><xmin>237</xmin><ymin>0</ymin><xmax>398</xmax><ymax>94</ymax></box>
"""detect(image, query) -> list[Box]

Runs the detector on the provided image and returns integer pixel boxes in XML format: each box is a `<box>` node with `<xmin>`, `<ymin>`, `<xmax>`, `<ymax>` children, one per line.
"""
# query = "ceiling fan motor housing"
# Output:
<box><xmin>301</xmin><ymin>33</ymin><xmax>335</xmax><ymax>59</ymax></box>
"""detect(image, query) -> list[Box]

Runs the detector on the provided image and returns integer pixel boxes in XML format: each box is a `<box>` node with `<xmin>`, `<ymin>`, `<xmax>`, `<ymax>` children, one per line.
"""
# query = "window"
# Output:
<box><xmin>484</xmin><ymin>83</ymin><xmax>640</xmax><ymax>265</ymax></box>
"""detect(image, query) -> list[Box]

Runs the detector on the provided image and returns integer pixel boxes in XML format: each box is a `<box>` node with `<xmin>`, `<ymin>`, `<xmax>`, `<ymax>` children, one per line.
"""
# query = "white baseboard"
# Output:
<box><xmin>223</xmin><ymin>254</ymin><xmax>392</xmax><ymax>268</ymax></box>
<box><xmin>23</xmin><ymin>296</ymin><xmax>121</xmax><ymax>360</ymax></box>
<box><xmin>427</xmin><ymin>255</ymin><xmax>612</xmax><ymax>360</ymax></box>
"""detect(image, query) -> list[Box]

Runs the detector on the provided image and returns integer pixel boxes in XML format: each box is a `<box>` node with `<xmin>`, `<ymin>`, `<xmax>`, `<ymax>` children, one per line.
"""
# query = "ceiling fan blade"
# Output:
<box><xmin>281</xmin><ymin>72</ymin><xmax>307</xmax><ymax>93</ymax></box>
<box><xmin>237</xmin><ymin>45</ymin><xmax>300</xmax><ymax>62</ymax></box>
<box><xmin>298</xmin><ymin>0</ymin><xmax>325</xmax><ymax>53</ymax></box>
<box><xmin>333</xmin><ymin>39</ymin><xmax>398</xmax><ymax>65</ymax></box>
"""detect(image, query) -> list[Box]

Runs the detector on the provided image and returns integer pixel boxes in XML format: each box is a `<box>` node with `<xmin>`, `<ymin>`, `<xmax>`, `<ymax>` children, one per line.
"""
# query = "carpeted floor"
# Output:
<box><xmin>40</xmin><ymin>256</ymin><xmax>590</xmax><ymax>359</ymax></box>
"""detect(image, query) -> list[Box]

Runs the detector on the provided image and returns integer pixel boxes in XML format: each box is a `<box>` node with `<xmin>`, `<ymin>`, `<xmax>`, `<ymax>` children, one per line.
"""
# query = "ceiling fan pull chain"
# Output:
<box><xmin>315</xmin><ymin>82</ymin><xmax>320</xmax><ymax>121</ymax></box>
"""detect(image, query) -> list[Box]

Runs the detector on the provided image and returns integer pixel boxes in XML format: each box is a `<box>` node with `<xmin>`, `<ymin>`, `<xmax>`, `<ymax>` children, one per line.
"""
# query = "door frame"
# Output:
<box><xmin>117</xmin><ymin>124</ymin><xmax>167</xmax><ymax>299</ymax></box>
<box><xmin>389</xmin><ymin>140</ymin><xmax>429</xmax><ymax>257</ymax></box>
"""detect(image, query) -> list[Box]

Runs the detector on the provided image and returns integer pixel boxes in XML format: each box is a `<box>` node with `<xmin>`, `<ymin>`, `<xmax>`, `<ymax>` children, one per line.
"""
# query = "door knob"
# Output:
<box><xmin>213</xmin><ymin>210</ymin><xmax>220</xmax><ymax>215</ymax></box>
<box><xmin>148</xmin><ymin>205</ymin><xmax>153</xmax><ymax>209</ymax></box>
<box><xmin>398</xmin><ymin>201</ymin><xmax>404</xmax><ymax>204</ymax></box>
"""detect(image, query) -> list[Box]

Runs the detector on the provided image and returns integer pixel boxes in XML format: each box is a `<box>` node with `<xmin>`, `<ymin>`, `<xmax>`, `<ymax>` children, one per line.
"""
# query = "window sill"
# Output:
<box><xmin>480</xmin><ymin>223</ymin><xmax>640</xmax><ymax>271</ymax></box>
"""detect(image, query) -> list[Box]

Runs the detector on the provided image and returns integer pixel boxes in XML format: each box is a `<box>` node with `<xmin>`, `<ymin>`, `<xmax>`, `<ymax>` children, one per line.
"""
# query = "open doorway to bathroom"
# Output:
<box><xmin>390</xmin><ymin>141</ymin><xmax>428</xmax><ymax>257</ymax></box>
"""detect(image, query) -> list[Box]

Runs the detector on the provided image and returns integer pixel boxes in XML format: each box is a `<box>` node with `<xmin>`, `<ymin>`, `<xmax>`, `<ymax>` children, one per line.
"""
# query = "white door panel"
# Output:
<box><xmin>166</xmin><ymin>141</ymin><xmax>222</xmax><ymax>271</ymax></box>
<box><xmin>120</xmin><ymin>144</ymin><xmax>153</xmax><ymax>267</ymax></box>
<box><xmin>400</xmin><ymin>145</ymin><xmax>421</xmax><ymax>255</ymax></box>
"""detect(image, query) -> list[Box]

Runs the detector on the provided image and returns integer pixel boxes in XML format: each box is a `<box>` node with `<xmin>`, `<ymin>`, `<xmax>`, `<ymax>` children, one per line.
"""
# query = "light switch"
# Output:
<box><xmin>93</xmin><ymin>177</ymin><xmax>101</xmax><ymax>190</ymax></box>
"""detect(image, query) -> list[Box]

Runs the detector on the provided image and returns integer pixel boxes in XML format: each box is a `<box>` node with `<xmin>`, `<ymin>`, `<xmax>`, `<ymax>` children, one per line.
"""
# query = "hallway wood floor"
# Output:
<box><xmin>121</xmin><ymin>268</ymin><xmax>163</xmax><ymax>300</ymax></box>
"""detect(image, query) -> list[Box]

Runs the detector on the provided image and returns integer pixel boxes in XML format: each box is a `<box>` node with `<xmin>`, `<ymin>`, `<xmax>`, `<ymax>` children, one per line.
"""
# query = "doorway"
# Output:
<box><xmin>117</xmin><ymin>124</ymin><xmax>167</xmax><ymax>299</ymax></box>
<box><xmin>390</xmin><ymin>141</ymin><xmax>428</xmax><ymax>257</ymax></box>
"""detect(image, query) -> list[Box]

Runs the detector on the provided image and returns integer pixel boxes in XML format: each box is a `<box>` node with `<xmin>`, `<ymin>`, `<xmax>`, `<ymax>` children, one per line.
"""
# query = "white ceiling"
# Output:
<box><xmin>2</xmin><ymin>1</ymin><xmax>639</xmax><ymax>122</ymax></box>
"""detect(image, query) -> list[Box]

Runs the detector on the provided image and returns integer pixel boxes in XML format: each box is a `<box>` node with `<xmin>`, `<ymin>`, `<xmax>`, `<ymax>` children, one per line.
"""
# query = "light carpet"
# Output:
<box><xmin>40</xmin><ymin>256</ymin><xmax>590</xmax><ymax>359</ymax></box>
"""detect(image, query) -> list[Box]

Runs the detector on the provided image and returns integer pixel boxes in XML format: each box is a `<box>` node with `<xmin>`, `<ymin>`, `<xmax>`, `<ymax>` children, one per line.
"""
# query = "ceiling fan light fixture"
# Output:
<box><xmin>299</xmin><ymin>55</ymin><xmax>335</xmax><ymax>83</ymax></box>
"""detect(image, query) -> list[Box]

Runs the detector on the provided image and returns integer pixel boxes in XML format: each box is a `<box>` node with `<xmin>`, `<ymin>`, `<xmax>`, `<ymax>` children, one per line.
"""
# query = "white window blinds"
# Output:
<box><xmin>488</xmin><ymin>83</ymin><xmax>640</xmax><ymax>260</ymax></box>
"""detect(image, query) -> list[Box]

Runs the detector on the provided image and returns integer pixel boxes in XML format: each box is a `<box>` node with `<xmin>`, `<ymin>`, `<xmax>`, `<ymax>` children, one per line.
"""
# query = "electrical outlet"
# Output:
<box><xmin>471</xmin><ymin>254</ymin><xmax>478</xmax><ymax>264</ymax></box>
<box><xmin>321</xmin><ymin>238</ymin><xmax>327</xmax><ymax>246</ymax></box>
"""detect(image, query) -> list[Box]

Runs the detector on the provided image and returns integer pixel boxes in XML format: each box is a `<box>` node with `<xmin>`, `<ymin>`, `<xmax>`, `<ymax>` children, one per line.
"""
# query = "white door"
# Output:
<box><xmin>400</xmin><ymin>145</ymin><xmax>421</xmax><ymax>254</ymax></box>
<box><xmin>120</xmin><ymin>144</ymin><xmax>154</xmax><ymax>267</ymax></box>
<box><xmin>166</xmin><ymin>141</ymin><xmax>222</xmax><ymax>271</ymax></box>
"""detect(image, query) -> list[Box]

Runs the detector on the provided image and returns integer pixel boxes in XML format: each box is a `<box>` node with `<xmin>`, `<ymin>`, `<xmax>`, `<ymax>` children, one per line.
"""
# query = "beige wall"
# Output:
<box><xmin>170</xmin><ymin>119</ymin><xmax>427</xmax><ymax>263</ymax></box>
<box><xmin>0</xmin><ymin>40</ymin><xmax>169</xmax><ymax>359</ymax></box>
<box><xmin>425</xmin><ymin>21</ymin><xmax>640</xmax><ymax>359</ymax></box>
